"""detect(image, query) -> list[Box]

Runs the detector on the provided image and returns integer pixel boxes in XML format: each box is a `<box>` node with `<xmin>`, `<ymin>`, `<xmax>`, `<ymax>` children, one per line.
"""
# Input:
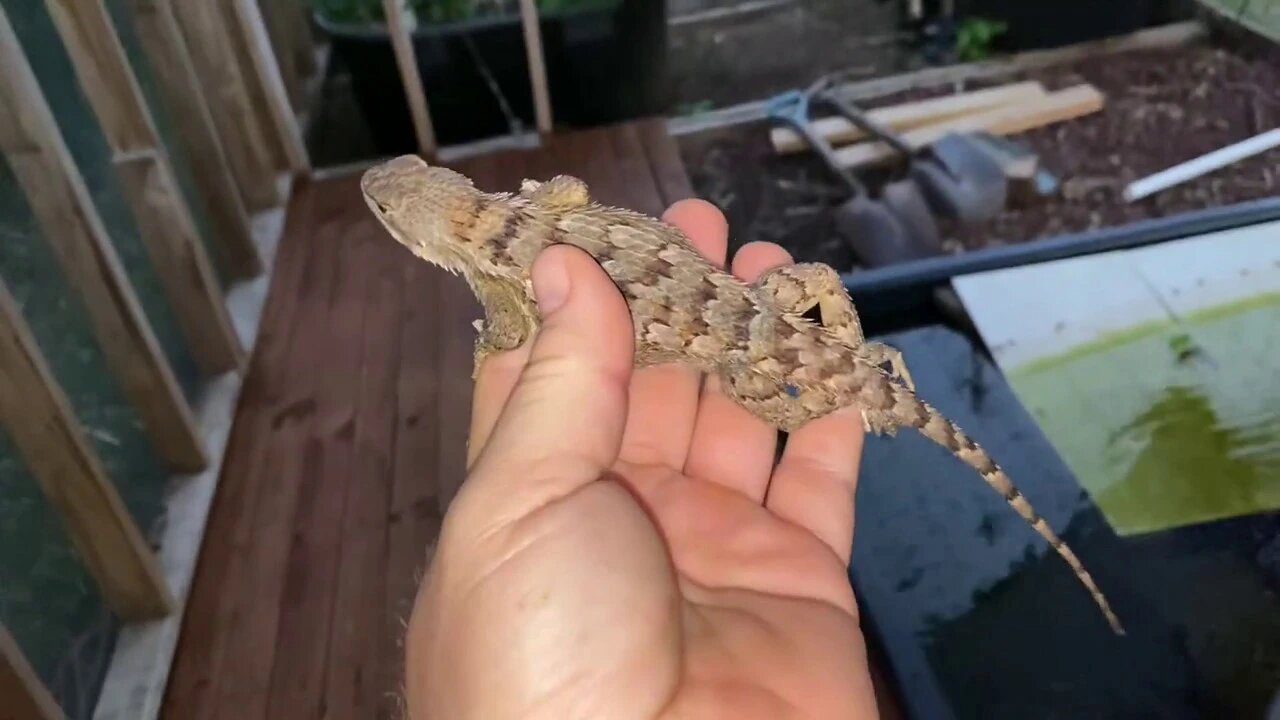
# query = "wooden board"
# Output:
<box><xmin>951</xmin><ymin>220</ymin><xmax>1280</xmax><ymax>536</ymax></box>
<box><xmin>171</xmin><ymin>0</ymin><xmax>282</xmax><ymax>212</ymax></box>
<box><xmin>42</xmin><ymin>0</ymin><xmax>243</xmax><ymax>377</ymax></box>
<box><xmin>0</xmin><ymin>624</ymin><xmax>64</xmax><ymax>720</ymax></box>
<box><xmin>228</xmin><ymin>0</ymin><xmax>309</xmax><ymax>173</ymax></box>
<box><xmin>0</xmin><ymin>278</ymin><xmax>173</xmax><ymax>621</ymax></box>
<box><xmin>383</xmin><ymin>0</ymin><xmax>436</xmax><ymax>155</ymax></box>
<box><xmin>833</xmin><ymin>84</ymin><xmax>1105</xmax><ymax>168</ymax></box>
<box><xmin>124</xmin><ymin>0</ymin><xmax>263</xmax><ymax>280</ymax></box>
<box><xmin>0</xmin><ymin>4</ymin><xmax>206</xmax><ymax>471</ymax></box>
<box><xmin>770</xmin><ymin>81</ymin><xmax>1048</xmax><ymax>153</ymax></box>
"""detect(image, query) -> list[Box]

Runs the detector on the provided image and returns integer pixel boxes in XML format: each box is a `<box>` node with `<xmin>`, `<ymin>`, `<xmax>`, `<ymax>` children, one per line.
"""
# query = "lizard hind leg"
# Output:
<box><xmin>753</xmin><ymin>263</ymin><xmax>915</xmax><ymax>390</ymax></box>
<box><xmin>469</xmin><ymin>275</ymin><xmax>539</xmax><ymax>376</ymax></box>
<box><xmin>519</xmin><ymin>175</ymin><xmax>591</xmax><ymax>211</ymax></box>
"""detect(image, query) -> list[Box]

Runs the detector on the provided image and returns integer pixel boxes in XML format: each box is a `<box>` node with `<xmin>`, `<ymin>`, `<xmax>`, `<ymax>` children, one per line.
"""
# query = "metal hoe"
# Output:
<box><xmin>767</xmin><ymin>80</ymin><xmax>944</xmax><ymax>267</ymax></box>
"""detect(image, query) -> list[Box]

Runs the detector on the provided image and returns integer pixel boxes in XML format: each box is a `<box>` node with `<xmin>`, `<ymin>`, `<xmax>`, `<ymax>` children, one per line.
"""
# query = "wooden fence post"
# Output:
<box><xmin>0</xmin><ymin>4</ymin><xmax>207</xmax><ymax>472</ymax></box>
<box><xmin>383</xmin><ymin>0</ymin><xmax>437</xmax><ymax>156</ymax></box>
<box><xmin>518</xmin><ymin>0</ymin><xmax>553</xmax><ymax>135</ymax></box>
<box><xmin>0</xmin><ymin>624</ymin><xmax>65</xmax><ymax>720</ymax></box>
<box><xmin>230</xmin><ymin>0</ymin><xmax>310</xmax><ymax>174</ymax></box>
<box><xmin>124</xmin><ymin>0</ymin><xmax>264</xmax><ymax>280</ymax></box>
<box><xmin>170</xmin><ymin>0</ymin><xmax>282</xmax><ymax>212</ymax></box>
<box><xmin>42</xmin><ymin>0</ymin><xmax>245</xmax><ymax>377</ymax></box>
<box><xmin>0</xmin><ymin>279</ymin><xmax>174</xmax><ymax>620</ymax></box>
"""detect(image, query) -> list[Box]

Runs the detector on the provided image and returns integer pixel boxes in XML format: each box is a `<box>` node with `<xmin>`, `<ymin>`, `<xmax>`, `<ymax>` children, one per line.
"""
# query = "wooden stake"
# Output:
<box><xmin>0</xmin><ymin>280</ymin><xmax>174</xmax><ymax>621</ymax></box>
<box><xmin>383</xmin><ymin>0</ymin><xmax>437</xmax><ymax>156</ymax></box>
<box><xmin>0</xmin><ymin>4</ymin><xmax>207</xmax><ymax>472</ymax></box>
<box><xmin>1</xmin><ymin>624</ymin><xmax>65</xmax><ymax>720</ymax></box>
<box><xmin>230</xmin><ymin>0</ymin><xmax>311</xmax><ymax>174</ymax></box>
<box><xmin>43</xmin><ymin>0</ymin><xmax>245</xmax><ymax>377</ymax></box>
<box><xmin>124</xmin><ymin>0</ymin><xmax>264</xmax><ymax>279</ymax></box>
<box><xmin>518</xmin><ymin>0</ymin><xmax>553</xmax><ymax>135</ymax></box>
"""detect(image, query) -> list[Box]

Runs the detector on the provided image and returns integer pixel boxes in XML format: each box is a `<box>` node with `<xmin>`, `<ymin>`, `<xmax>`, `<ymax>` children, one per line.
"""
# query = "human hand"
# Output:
<box><xmin>403</xmin><ymin>200</ymin><xmax>880</xmax><ymax>719</ymax></box>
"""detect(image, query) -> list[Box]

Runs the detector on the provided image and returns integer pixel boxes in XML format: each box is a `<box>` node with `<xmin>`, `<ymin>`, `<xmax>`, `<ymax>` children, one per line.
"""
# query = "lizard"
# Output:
<box><xmin>360</xmin><ymin>153</ymin><xmax>1126</xmax><ymax>636</ymax></box>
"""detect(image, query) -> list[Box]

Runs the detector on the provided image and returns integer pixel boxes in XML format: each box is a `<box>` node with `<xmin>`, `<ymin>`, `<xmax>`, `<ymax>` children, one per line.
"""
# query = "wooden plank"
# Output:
<box><xmin>0</xmin><ymin>278</ymin><xmax>173</xmax><ymax>620</ymax></box>
<box><xmin>667</xmin><ymin>20</ymin><xmax>1204</xmax><ymax>137</ymax></box>
<box><xmin>770</xmin><ymin>81</ymin><xmax>1048</xmax><ymax>153</ymax></box>
<box><xmin>43</xmin><ymin>0</ymin><xmax>243</xmax><ymax>376</ymax></box>
<box><xmin>124</xmin><ymin>0</ymin><xmax>263</xmax><ymax>279</ymax></box>
<box><xmin>215</xmin><ymin>1</ymin><xmax>288</xmax><ymax>172</ymax></box>
<box><xmin>257</xmin><ymin>0</ymin><xmax>303</xmax><ymax>109</ymax></box>
<box><xmin>0</xmin><ymin>624</ymin><xmax>64</xmax><ymax>720</ymax></box>
<box><xmin>171</xmin><ymin>0</ymin><xmax>282</xmax><ymax>211</ymax></box>
<box><xmin>518</xmin><ymin>0</ymin><xmax>553</xmax><ymax>134</ymax></box>
<box><xmin>160</xmin><ymin>178</ymin><xmax>322</xmax><ymax>720</ymax></box>
<box><xmin>383</xmin><ymin>0</ymin><xmax>437</xmax><ymax>155</ymax></box>
<box><xmin>229</xmin><ymin>0</ymin><xmax>310</xmax><ymax>173</ymax></box>
<box><xmin>0</xmin><ymin>4</ymin><xmax>206</xmax><ymax>471</ymax></box>
<box><xmin>834</xmin><ymin>84</ymin><xmax>1105</xmax><ymax>169</ymax></box>
<box><xmin>324</xmin><ymin>231</ymin><xmax>402</xmax><ymax>719</ymax></box>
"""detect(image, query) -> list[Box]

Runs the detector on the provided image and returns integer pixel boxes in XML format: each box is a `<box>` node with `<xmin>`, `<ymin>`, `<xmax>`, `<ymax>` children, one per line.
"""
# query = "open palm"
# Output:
<box><xmin>404</xmin><ymin>200</ymin><xmax>880</xmax><ymax>719</ymax></box>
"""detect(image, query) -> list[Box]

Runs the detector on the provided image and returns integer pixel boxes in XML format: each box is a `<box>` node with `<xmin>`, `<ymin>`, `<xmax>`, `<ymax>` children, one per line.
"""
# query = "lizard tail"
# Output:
<box><xmin>888</xmin><ymin>385</ymin><xmax>1127</xmax><ymax>636</ymax></box>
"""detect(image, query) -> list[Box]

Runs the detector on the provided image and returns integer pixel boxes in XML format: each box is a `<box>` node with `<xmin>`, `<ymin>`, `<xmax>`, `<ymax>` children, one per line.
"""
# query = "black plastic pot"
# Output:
<box><xmin>954</xmin><ymin>0</ymin><xmax>1179</xmax><ymax>50</ymax></box>
<box><xmin>318</xmin><ymin>0</ymin><xmax>668</xmax><ymax>153</ymax></box>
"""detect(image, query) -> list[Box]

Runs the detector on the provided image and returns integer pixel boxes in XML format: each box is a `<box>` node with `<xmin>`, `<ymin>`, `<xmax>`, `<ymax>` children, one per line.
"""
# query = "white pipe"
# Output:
<box><xmin>1123</xmin><ymin>128</ymin><xmax>1280</xmax><ymax>202</ymax></box>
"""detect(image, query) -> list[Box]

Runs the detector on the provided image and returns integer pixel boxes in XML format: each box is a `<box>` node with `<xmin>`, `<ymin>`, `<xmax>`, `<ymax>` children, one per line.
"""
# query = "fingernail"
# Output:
<box><xmin>532</xmin><ymin>251</ymin><xmax>571</xmax><ymax>315</ymax></box>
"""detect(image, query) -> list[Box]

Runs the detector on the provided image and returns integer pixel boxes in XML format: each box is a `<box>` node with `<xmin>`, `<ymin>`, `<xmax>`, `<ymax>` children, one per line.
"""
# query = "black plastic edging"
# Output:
<box><xmin>841</xmin><ymin>197</ymin><xmax>1280</xmax><ymax>336</ymax></box>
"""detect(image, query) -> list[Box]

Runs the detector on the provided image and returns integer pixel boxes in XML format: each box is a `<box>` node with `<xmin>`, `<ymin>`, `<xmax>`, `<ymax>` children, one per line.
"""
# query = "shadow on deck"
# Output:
<box><xmin>161</xmin><ymin>120</ymin><xmax>694</xmax><ymax>719</ymax></box>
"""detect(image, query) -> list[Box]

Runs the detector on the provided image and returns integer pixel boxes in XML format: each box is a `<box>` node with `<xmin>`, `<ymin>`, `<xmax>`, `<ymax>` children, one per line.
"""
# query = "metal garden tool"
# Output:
<box><xmin>818</xmin><ymin>90</ymin><xmax>1008</xmax><ymax>224</ymax></box>
<box><xmin>766</xmin><ymin>83</ymin><xmax>943</xmax><ymax>267</ymax></box>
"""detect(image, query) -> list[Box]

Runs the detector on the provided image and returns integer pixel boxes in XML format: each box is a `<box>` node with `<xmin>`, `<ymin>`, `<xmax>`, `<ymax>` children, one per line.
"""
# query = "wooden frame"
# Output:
<box><xmin>1</xmin><ymin>624</ymin><xmax>64</xmax><ymax>720</ymax></box>
<box><xmin>124</xmin><ymin>0</ymin><xmax>264</xmax><ymax>280</ymax></box>
<box><xmin>0</xmin><ymin>3</ymin><xmax>206</xmax><ymax>472</ymax></box>
<box><xmin>229</xmin><ymin>0</ymin><xmax>310</xmax><ymax>174</ymax></box>
<box><xmin>0</xmin><ymin>278</ymin><xmax>173</xmax><ymax>621</ymax></box>
<box><xmin>42</xmin><ymin>0</ymin><xmax>244</xmax><ymax>378</ymax></box>
<box><xmin>170</xmin><ymin>0</ymin><xmax>282</xmax><ymax>211</ymax></box>
<box><xmin>382</xmin><ymin>0</ymin><xmax>437</xmax><ymax>155</ymax></box>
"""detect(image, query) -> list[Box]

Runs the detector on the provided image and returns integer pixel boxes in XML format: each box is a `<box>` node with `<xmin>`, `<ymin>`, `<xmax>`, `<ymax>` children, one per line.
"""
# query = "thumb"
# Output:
<box><xmin>460</xmin><ymin>244</ymin><xmax>635</xmax><ymax>519</ymax></box>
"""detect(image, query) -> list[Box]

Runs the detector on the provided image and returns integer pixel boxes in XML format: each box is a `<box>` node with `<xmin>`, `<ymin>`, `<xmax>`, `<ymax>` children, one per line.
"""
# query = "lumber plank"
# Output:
<box><xmin>770</xmin><ymin>81</ymin><xmax>1048</xmax><ymax>153</ymax></box>
<box><xmin>215</xmin><ymin>1</ymin><xmax>287</xmax><ymax>172</ymax></box>
<box><xmin>383</xmin><ymin>0</ymin><xmax>437</xmax><ymax>155</ymax></box>
<box><xmin>124</xmin><ymin>0</ymin><xmax>263</xmax><ymax>279</ymax></box>
<box><xmin>0</xmin><ymin>624</ymin><xmax>65</xmax><ymax>720</ymax></box>
<box><xmin>256</xmin><ymin>0</ymin><xmax>303</xmax><ymax>109</ymax></box>
<box><xmin>171</xmin><ymin>0</ymin><xmax>282</xmax><ymax>211</ymax></box>
<box><xmin>160</xmin><ymin>176</ymin><xmax>322</xmax><ymax>720</ymax></box>
<box><xmin>834</xmin><ymin>84</ymin><xmax>1105</xmax><ymax>169</ymax></box>
<box><xmin>229</xmin><ymin>0</ymin><xmax>310</xmax><ymax>173</ymax></box>
<box><xmin>43</xmin><ymin>0</ymin><xmax>243</xmax><ymax>376</ymax></box>
<box><xmin>0</xmin><ymin>4</ymin><xmax>206</xmax><ymax>472</ymax></box>
<box><xmin>637</xmin><ymin>117</ymin><xmax>697</xmax><ymax>207</ymax></box>
<box><xmin>518</xmin><ymin>0</ymin><xmax>553</xmax><ymax>134</ymax></box>
<box><xmin>0</xmin><ymin>279</ymin><xmax>173</xmax><ymax>621</ymax></box>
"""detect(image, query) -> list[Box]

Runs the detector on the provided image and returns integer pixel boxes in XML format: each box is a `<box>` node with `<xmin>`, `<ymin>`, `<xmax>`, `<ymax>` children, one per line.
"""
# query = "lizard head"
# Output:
<box><xmin>361</xmin><ymin>154</ymin><xmax>482</xmax><ymax>276</ymax></box>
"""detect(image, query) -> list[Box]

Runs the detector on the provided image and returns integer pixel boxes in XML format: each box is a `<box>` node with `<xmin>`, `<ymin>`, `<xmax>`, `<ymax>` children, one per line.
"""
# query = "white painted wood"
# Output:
<box><xmin>91</xmin><ymin>178</ymin><xmax>291</xmax><ymax>720</ymax></box>
<box><xmin>1123</xmin><ymin>129</ymin><xmax>1280</xmax><ymax>201</ymax></box>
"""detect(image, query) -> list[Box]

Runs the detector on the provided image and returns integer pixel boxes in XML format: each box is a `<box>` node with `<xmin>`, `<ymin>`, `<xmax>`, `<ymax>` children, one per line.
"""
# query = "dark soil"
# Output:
<box><xmin>679</xmin><ymin>41</ymin><xmax>1280</xmax><ymax>271</ymax></box>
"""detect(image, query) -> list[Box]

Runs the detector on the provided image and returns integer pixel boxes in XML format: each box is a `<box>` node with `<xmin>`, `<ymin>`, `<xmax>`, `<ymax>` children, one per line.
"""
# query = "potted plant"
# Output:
<box><xmin>312</xmin><ymin>0</ymin><xmax>669</xmax><ymax>152</ymax></box>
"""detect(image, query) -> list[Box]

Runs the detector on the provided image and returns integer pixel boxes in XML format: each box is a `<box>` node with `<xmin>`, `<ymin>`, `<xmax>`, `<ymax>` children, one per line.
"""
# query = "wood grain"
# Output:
<box><xmin>43</xmin><ymin>0</ymin><xmax>243</xmax><ymax>376</ymax></box>
<box><xmin>0</xmin><ymin>279</ymin><xmax>173</xmax><ymax>620</ymax></box>
<box><xmin>383</xmin><ymin>0</ymin><xmax>437</xmax><ymax>155</ymax></box>
<box><xmin>0</xmin><ymin>4</ymin><xmax>206</xmax><ymax>471</ymax></box>
<box><xmin>833</xmin><ymin>84</ymin><xmax>1106</xmax><ymax>169</ymax></box>
<box><xmin>124</xmin><ymin>0</ymin><xmax>263</xmax><ymax>279</ymax></box>
<box><xmin>0</xmin><ymin>624</ymin><xmax>65</xmax><ymax>720</ymax></box>
<box><xmin>171</xmin><ymin>0</ymin><xmax>281</xmax><ymax>211</ymax></box>
<box><xmin>229</xmin><ymin>0</ymin><xmax>309</xmax><ymax>173</ymax></box>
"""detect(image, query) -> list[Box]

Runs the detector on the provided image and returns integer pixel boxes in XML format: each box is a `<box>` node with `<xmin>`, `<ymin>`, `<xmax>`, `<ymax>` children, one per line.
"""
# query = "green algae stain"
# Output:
<box><xmin>1005</xmin><ymin>294</ymin><xmax>1280</xmax><ymax>536</ymax></box>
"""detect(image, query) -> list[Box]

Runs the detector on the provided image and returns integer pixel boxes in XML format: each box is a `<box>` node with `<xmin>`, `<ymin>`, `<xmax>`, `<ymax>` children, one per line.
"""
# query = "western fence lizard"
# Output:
<box><xmin>360</xmin><ymin>154</ymin><xmax>1126</xmax><ymax>635</ymax></box>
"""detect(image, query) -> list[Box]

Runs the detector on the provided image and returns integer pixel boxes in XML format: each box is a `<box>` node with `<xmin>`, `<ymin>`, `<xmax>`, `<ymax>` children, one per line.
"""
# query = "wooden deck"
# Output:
<box><xmin>160</xmin><ymin>120</ymin><xmax>694</xmax><ymax>719</ymax></box>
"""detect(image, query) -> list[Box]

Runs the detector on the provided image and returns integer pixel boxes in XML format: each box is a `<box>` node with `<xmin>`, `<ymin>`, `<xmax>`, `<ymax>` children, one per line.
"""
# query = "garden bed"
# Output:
<box><xmin>678</xmin><ymin>34</ymin><xmax>1280</xmax><ymax>272</ymax></box>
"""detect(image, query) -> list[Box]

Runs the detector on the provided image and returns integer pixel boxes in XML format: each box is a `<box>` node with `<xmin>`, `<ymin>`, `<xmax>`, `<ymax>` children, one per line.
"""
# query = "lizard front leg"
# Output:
<box><xmin>469</xmin><ymin>275</ymin><xmax>539</xmax><ymax>375</ymax></box>
<box><xmin>753</xmin><ymin>263</ymin><xmax>915</xmax><ymax>391</ymax></box>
